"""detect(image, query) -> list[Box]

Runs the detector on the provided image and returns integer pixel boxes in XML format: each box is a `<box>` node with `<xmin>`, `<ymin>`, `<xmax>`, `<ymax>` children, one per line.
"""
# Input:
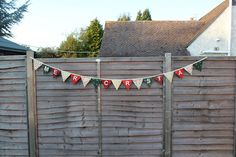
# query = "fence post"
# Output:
<box><xmin>26</xmin><ymin>51</ymin><xmax>38</xmax><ymax>157</ymax></box>
<box><xmin>163</xmin><ymin>53</ymin><xmax>172</xmax><ymax>157</ymax></box>
<box><xmin>96</xmin><ymin>59</ymin><xmax>102</xmax><ymax>157</ymax></box>
<box><xmin>234</xmin><ymin>60</ymin><xmax>236</xmax><ymax>157</ymax></box>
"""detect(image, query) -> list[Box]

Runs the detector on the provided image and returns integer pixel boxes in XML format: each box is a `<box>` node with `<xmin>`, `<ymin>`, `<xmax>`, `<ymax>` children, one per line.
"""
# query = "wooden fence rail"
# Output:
<box><xmin>0</xmin><ymin>53</ymin><xmax>236</xmax><ymax>157</ymax></box>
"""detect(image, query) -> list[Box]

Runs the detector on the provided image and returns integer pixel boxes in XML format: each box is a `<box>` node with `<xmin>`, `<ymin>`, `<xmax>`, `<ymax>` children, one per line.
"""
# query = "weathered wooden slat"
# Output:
<box><xmin>173</xmin><ymin>130</ymin><xmax>233</xmax><ymax>138</ymax></box>
<box><xmin>172</xmin><ymin>151</ymin><xmax>233</xmax><ymax>157</ymax></box>
<box><xmin>173</xmin><ymin>144</ymin><xmax>233</xmax><ymax>151</ymax></box>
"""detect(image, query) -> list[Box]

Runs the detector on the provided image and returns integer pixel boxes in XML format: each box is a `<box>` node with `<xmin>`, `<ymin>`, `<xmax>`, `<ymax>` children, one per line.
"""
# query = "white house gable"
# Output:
<box><xmin>187</xmin><ymin>7</ymin><xmax>230</xmax><ymax>56</ymax></box>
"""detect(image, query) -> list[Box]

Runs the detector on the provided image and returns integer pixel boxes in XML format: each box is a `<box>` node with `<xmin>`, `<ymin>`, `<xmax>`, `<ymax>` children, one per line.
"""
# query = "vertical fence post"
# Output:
<box><xmin>26</xmin><ymin>51</ymin><xmax>38</xmax><ymax>157</ymax></box>
<box><xmin>96</xmin><ymin>59</ymin><xmax>102</xmax><ymax>157</ymax></box>
<box><xmin>234</xmin><ymin>60</ymin><xmax>236</xmax><ymax>157</ymax></box>
<box><xmin>163</xmin><ymin>53</ymin><xmax>172</xmax><ymax>157</ymax></box>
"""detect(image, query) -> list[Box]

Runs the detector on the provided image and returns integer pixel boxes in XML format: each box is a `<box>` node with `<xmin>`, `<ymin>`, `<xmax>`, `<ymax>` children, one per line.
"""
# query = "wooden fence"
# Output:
<box><xmin>0</xmin><ymin>52</ymin><xmax>236</xmax><ymax>157</ymax></box>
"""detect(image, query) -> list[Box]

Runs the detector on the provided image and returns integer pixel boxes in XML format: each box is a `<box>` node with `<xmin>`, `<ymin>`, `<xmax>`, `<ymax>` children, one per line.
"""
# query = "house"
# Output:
<box><xmin>100</xmin><ymin>0</ymin><xmax>233</xmax><ymax>56</ymax></box>
<box><xmin>0</xmin><ymin>37</ymin><xmax>29</xmax><ymax>55</ymax></box>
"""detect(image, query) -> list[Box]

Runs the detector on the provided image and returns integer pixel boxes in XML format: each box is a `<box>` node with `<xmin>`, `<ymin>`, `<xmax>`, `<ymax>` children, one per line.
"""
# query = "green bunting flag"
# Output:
<box><xmin>193</xmin><ymin>61</ymin><xmax>203</xmax><ymax>71</ymax></box>
<box><xmin>143</xmin><ymin>78</ymin><xmax>152</xmax><ymax>87</ymax></box>
<box><xmin>43</xmin><ymin>65</ymin><xmax>50</xmax><ymax>73</ymax></box>
<box><xmin>92</xmin><ymin>79</ymin><xmax>101</xmax><ymax>88</ymax></box>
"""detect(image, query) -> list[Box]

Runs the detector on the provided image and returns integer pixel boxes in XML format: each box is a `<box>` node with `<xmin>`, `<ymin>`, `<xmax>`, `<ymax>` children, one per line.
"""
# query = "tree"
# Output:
<box><xmin>58</xmin><ymin>33</ymin><xmax>80</xmax><ymax>58</ymax></box>
<box><xmin>80</xmin><ymin>18</ymin><xmax>103</xmax><ymax>53</ymax></box>
<box><xmin>0</xmin><ymin>0</ymin><xmax>29</xmax><ymax>37</ymax></box>
<box><xmin>136</xmin><ymin>10</ymin><xmax>142</xmax><ymax>21</ymax></box>
<box><xmin>57</xmin><ymin>18</ymin><xmax>103</xmax><ymax>58</ymax></box>
<box><xmin>142</xmin><ymin>9</ymin><xmax>152</xmax><ymax>21</ymax></box>
<box><xmin>117</xmin><ymin>13</ymin><xmax>131</xmax><ymax>21</ymax></box>
<box><xmin>135</xmin><ymin>9</ymin><xmax>152</xmax><ymax>21</ymax></box>
<box><xmin>36</xmin><ymin>47</ymin><xmax>57</xmax><ymax>58</ymax></box>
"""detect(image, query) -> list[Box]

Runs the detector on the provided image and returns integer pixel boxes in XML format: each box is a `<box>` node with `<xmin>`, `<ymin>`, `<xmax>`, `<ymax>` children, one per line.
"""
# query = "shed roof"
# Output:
<box><xmin>0</xmin><ymin>37</ymin><xmax>29</xmax><ymax>54</ymax></box>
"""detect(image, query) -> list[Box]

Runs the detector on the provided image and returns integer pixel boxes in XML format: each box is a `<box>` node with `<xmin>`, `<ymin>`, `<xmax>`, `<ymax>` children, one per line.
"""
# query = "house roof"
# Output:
<box><xmin>100</xmin><ymin>0</ymin><xmax>228</xmax><ymax>57</ymax></box>
<box><xmin>0</xmin><ymin>37</ymin><xmax>29</xmax><ymax>54</ymax></box>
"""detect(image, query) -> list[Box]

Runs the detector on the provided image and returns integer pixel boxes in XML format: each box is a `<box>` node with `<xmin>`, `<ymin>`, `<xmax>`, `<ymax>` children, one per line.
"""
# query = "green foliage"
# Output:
<box><xmin>135</xmin><ymin>9</ymin><xmax>152</xmax><ymax>21</ymax></box>
<box><xmin>57</xmin><ymin>18</ymin><xmax>103</xmax><ymax>58</ymax></box>
<box><xmin>36</xmin><ymin>47</ymin><xmax>57</xmax><ymax>58</ymax></box>
<box><xmin>58</xmin><ymin>33</ymin><xmax>80</xmax><ymax>58</ymax></box>
<box><xmin>142</xmin><ymin>9</ymin><xmax>152</xmax><ymax>21</ymax></box>
<box><xmin>136</xmin><ymin>10</ymin><xmax>142</xmax><ymax>21</ymax></box>
<box><xmin>117</xmin><ymin>13</ymin><xmax>131</xmax><ymax>21</ymax></box>
<box><xmin>0</xmin><ymin>0</ymin><xmax>29</xmax><ymax>37</ymax></box>
<box><xmin>83</xmin><ymin>18</ymin><xmax>104</xmax><ymax>52</ymax></box>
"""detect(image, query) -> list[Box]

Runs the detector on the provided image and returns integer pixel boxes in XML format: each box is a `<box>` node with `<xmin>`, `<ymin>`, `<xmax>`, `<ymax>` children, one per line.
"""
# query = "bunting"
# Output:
<box><xmin>33</xmin><ymin>59</ymin><xmax>43</xmax><ymax>70</ymax></box>
<box><xmin>31</xmin><ymin>57</ymin><xmax>207</xmax><ymax>91</ymax></box>
<box><xmin>101</xmin><ymin>80</ymin><xmax>112</xmax><ymax>89</ymax></box>
<box><xmin>143</xmin><ymin>78</ymin><xmax>152</xmax><ymax>87</ymax></box>
<box><xmin>122</xmin><ymin>80</ymin><xmax>133</xmax><ymax>90</ymax></box>
<box><xmin>112</xmin><ymin>80</ymin><xmax>122</xmax><ymax>90</ymax></box>
<box><xmin>61</xmin><ymin>71</ymin><xmax>71</xmax><ymax>82</ymax></box>
<box><xmin>164</xmin><ymin>71</ymin><xmax>174</xmax><ymax>83</ymax></box>
<box><xmin>133</xmin><ymin>78</ymin><xmax>143</xmax><ymax>90</ymax></box>
<box><xmin>184</xmin><ymin>64</ymin><xmax>193</xmax><ymax>75</ymax></box>
<box><xmin>154</xmin><ymin>75</ymin><xmax>164</xmax><ymax>85</ymax></box>
<box><xmin>194</xmin><ymin>61</ymin><xmax>203</xmax><ymax>71</ymax></box>
<box><xmin>52</xmin><ymin>68</ymin><xmax>61</xmax><ymax>78</ymax></box>
<box><xmin>43</xmin><ymin>65</ymin><xmax>50</xmax><ymax>73</ymax></box>
<box><xmin>92</xmin><ymin>79</ymin><xmax>101</xmax><ymax>88</ymax></box>
<box><xmin>81</xmin><ymin>76</ymin><xmax>91</xmax><ymax>87</ymax></box>
<box><xmin>175</xmin><ymin>68</ymin><xmax>185</xmax><ymax>79</ymax></box>
<box><xmin>70</xmin><ymin>74</ymin><xmax>81</xmax><ymax>85</ymax></box>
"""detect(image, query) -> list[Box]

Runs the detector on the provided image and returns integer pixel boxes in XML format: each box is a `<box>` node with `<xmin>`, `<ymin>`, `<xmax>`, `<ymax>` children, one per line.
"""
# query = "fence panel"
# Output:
<box><xmin>100</xmin><ymin>58</ymin><xmax>164</xmax><ymax>157</ymax></box>
<box><xmin>0</xmin><ymin>55</ymin><xmax>29</xmax><ymax>157</ymax></box>
<box><xmin>172</xmin><ymin>57</ymin><xmax>235</xmax><ymax>157</ymax></box>
<box><xmin>36</xmin><ymin>59</ymin><xmax>99</xmax><ymax>157</ymax></box>
<box><xmin>1</xmin><ymin>55</ymin><xmax>235</xmax><ymax>157</ymax></box>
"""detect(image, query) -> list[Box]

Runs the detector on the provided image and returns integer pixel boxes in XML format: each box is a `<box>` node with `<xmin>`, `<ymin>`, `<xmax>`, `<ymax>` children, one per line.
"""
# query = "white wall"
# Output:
<box><xmin>231</xmin><ymin>6</ymin><xmax>236</xmax><ymax>55</ymax></box>
<box><xmin>187</xmin><ymin>7</ymin><xmax>230</xmax><ymax>56</ymax></box>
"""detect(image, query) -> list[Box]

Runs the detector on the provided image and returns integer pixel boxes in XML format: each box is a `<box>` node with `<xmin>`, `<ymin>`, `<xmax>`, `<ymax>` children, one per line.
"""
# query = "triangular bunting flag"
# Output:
<box><xmin>33</xmin><ymin>59</ymin><xmax>43</xmax><ymax>70</ymax></box>
<box><xmin>133</xmin><ymin>78</ymin><xmax>143</xmax><ymax>90</ymax></box>
<box><xmin>154</xmin><ymin>75</ymin><xmax>164</xmax><ymax>85</ymax></box>
<box><xmin>164</xmin><ymin>71</ymin><xmax>174</xmax><ymax>83</ymax></box>
<box><xmin>184</xmin><ymin>64</ymin><xmax>193</xmax><ymax>75</ymax></box>
<box><xmin>91</xmin><ymin>79</ymin><xmax>101</xmax><ymax>88</ymax></box>
<box><xmin>43</xmin><ymin>65</ymin><xmax>51</xmax><ymax>73</ymax></box>
<box><xmin>122</xmin><ymin>80</ymin><xmax>133</xmax><ymax>90</ymax></box>
<box><xmin>52</xmin><ymin>68</ymin><xmax>61</xmax><ymax>78</ymax></box>
<box><xmin>143</xmin><ymin>78</ymin><xmax>152</xmax><ymax>87</ymax></box>
<box><xmin>175</xmin><ymin>68</ymin><xmax>185</xmax><ymax>79</ymax></box>
<box><xmin>81</xmin><ymin>76</ymin><xmax>91</xmax><ymax>87</ymax></box>
<box><xmin>193</xmin><ymin>61</ymin><xmax>203</xmax><ymax>71</ymax></box>
<box><xmin>70</xmin><ymin>74</ymin><xmax>81</xmax><ymax>85</ymax></box>
<box><xmin>101</xmin><ymin>80</ymin><xmax>112</xmax><ymax>89</ymax></box>
<box><xmin>61</xmin><ymin>71</ymin><xmax>71</xmax><ymax>82</ymax></box>
<box><xmin>112</xmin><ymin>80</ymin><xmax>122</xmax><ymax>90</ymax></box>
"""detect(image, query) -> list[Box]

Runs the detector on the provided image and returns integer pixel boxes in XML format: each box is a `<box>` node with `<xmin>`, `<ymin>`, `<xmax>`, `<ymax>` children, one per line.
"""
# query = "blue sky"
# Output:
<box><xmin>10</xmin><ymin>0</ymin><xmax>224</xmax><ymax>49</ymax></box>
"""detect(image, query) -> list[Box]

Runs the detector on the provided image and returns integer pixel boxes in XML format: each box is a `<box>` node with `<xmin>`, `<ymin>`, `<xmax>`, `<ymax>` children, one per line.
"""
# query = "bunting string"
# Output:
<box><xmin>31</xmin><ymin>57</ymin><xmax>207</xmax><ymax>90</ymax></box>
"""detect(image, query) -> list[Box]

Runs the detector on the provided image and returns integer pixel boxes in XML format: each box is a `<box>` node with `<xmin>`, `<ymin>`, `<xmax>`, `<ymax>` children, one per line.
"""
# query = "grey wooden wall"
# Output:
<box><xmin>0</xmin><ymin>55</ymin><xmax>29</xmax><ymax>157</ymax></box>
<box><xmin>172</xmin><ymin>57</ymin><xmax>235</xmax><ymax>157</ymax></box>
<box><xmin>35</xmin><ymin>57</ymin><xmax>164</xmax><ymax>157</ymax></box>
<box><xmin>1</xmin><ymin>55</ymin><xmax>236</xmax><ymax>157</ymax></box>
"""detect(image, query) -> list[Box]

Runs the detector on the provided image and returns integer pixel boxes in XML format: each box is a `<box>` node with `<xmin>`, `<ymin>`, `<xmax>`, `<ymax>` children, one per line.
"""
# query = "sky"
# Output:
<box><xmin>10</xmin><ymin>0</ymin><xmax>224</xmax><ymax>49</ymax></box>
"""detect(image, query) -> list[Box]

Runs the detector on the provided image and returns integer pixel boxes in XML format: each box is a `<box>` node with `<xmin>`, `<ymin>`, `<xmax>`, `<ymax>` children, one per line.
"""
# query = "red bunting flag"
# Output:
<box><xmin>122</xmin><ymin>80</ymin><xmax>133</xmax><ymax>90</ymax></box>
<box><xmin>70</xmin><ymin>74</ymin><xmax>81</xmax><ymax>85</ymax></box>
<box><xmin>154</xmin><ymin>75</ymin><xmax>164</xmax><ymax>85</ymax></box>
<box><xmin>101</xmin><ymin>80</ymin><xmax>112</xmax><ymax>89</ymax></box>
<box><xmin>52</xmin><ymin>68</ymin><xmax>61</xmax><ymax>78</ymax></box>
<box><xmin>175</xmin><ymin>68</ymin><xmax>185</xmax><ymax>79</ymax></box>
